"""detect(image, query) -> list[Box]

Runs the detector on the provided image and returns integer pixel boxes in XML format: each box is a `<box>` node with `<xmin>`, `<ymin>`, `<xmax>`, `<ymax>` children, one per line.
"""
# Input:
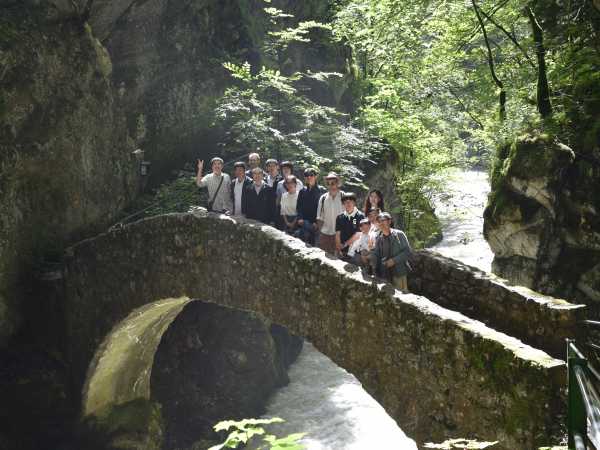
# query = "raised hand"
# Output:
<box><xmin>197</xmin><ymin>159</ymin><xmax>204</xmax><ymax>173</ymax></box>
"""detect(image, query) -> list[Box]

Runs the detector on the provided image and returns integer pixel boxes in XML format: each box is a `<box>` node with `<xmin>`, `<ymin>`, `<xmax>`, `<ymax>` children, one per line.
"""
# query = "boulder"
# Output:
<box><xmin>484</xmin><ymin>131</ymin><xmax>600</xmax><ymax>307</ymax></box>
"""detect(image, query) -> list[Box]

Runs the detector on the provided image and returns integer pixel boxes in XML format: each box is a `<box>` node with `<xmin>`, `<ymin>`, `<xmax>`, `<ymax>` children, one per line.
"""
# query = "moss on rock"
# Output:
<box><xmin>84</xmin><ymin>399</ymin><xmax>163</xmax><ymax>450</ymax></box>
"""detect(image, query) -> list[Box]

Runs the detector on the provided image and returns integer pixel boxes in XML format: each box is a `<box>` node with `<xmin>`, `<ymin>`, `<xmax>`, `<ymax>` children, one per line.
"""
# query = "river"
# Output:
<box><xmin>430</xmin><ymin>169</ymin><xmax>493</xmax><ymax>273</ymax></box>
<box><xmin>252</xmin><ymin>169</ymin><xmax>492</xmax><ymax>450</ymax></box>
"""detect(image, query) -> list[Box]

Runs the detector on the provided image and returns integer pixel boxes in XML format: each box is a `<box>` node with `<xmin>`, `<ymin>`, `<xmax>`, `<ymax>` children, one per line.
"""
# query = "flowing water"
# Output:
<box><xmin>430</xmin><ymin>169</ymin><xmax>493</xmax><ymax>273</ymax></box>
<box><xmin>253</xmin><ymin>169</ymin><xmax>492</xmax><ymax>449</ymax></box>
<box><xmin>249</xmin><ymin>342</ymin><xmax>418</xmax><ymax>450</ymax></box>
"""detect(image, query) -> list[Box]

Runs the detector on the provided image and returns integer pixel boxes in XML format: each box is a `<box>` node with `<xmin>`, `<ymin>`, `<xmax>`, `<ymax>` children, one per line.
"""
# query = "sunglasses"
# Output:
<box><xmin>326</xmin><ymin>180</ymin><xmax>337</xmax><ymax>185</ymax></box>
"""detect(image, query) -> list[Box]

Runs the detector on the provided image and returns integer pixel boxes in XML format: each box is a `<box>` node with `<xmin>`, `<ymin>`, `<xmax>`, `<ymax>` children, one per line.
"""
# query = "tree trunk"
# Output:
<box><xmin>472</xmin><ymin>0</ymin><xmax>506</xmax><ymax>121</ymax></box>
<box><xmin>527</xmin><ymin>6</ymin><xmax>553</xmax><ymax>118</ymax></box>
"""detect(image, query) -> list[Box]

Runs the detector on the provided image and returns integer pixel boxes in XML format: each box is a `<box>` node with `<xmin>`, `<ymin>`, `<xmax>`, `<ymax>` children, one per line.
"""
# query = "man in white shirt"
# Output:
<box><xmin>196</xmin><ymin>157</ymin><xmax>232</xmax><ymax>212</ymax></box>
<box><xmin>316</xmin><ymin>172</ymin><xmax>344</xmax><ymax>254</ymax></box>
<box><xmin>230</xmin><ymin>161</ymin><xmax>252</xmax><ymax>216</ymax></box>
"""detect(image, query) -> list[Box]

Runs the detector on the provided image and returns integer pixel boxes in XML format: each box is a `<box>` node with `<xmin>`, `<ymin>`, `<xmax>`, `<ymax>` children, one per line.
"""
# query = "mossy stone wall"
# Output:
<box><xmin>409</xmin><ymin>249</ymin><xmax>585</xmax><ymax>358</ymax></box>
<box><xmin>64</xmin><ymin>211</ymin><xmax>566</xmax><ymax>449</ymax></box>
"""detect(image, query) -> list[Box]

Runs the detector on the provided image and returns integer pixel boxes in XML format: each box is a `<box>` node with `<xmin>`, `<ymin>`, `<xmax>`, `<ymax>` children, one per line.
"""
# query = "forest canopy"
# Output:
<box><xmin>209</xmin><ymin>0</ymin><xmax>600</xmax><ymax>245</ymax></box>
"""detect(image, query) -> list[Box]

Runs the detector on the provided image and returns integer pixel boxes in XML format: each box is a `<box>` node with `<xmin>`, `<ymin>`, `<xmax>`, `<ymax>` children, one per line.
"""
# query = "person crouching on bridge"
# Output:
<box><xmin>348</xmin><ymin>218</ymin><xmax>374</xmax><ymax>273</ymax></box>
<box><xmin>335</xmin><ymin>192</ymin><xmax>365</xmax><ymax>259</ymax></box>
<box><xmin>370</xmin><ymin>212</ymin><xmax>412</xmax><ymax>292</ymax></box>
<box><xmin>196</xmin><ymin>157</ymin><xmax>232</xmax><ymax>213</ymax></box>
<box><xmin>243</xmin><ymin>167</ymin><xmax>276</xmax><ymax>225</ymax></box>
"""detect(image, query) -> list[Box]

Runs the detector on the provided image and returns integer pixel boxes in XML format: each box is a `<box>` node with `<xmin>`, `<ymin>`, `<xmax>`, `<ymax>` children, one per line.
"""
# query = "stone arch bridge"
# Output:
<box><xmin>63</xmin><ymin>210</ymin><xmax>582</xmax><ymax>449</ymax></box>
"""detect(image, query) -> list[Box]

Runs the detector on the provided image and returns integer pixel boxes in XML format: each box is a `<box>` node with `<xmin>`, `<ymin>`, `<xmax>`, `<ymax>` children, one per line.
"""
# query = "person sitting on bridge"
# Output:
<box><xmin>243</xmin><ymin>167</ymin><xmax>276</xmax><ymax>224</ymax></box>
<box><xmin>370</xmin><ymin>212</ymin><xmax>412</xmax><ymax>292</ymax></box>
<box><xmin>280</xmin><ymin>175</ymin><xmax>299</xmax><ymax>235</ymax></box>
<box><xmin>196</xmin><ymin>157</ymin><xmax>232</xmax><ymax>213</ymax></box>
<box><xmin>316</xmin><ymin>172</ymin><xmax>344</xmax><ymax>255</ymax></box>
<box><xmin>335</xmin><ymin>192</ymin><xmax>365</xmax><ymax>259</ymax></box>
<box><xmin>296</xmin><ymin>167</ymin><xmax>326</xmax><ymax>245</ymax></box>
<box><xmin>348</xmin><ymin>218</ymin><xmax>374</xmax><ymax>273</ymax></box>
<box><xmin>230</xmin><ymin>161</ymin><xmax>252</xmax><ymax>217</ymax></box>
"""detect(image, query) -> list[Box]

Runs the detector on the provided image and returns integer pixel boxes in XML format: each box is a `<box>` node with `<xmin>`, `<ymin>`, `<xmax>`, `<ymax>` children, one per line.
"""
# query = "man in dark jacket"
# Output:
<box><xmin>230</xmin><ymin>161</ymin><xmax>252</xmax><ymax>217</ymax></box>
<box><xmin>296</xmin><ymin>167</ymin><xmax>326</xmax><ymax>245</ymax></box>
<box><xmin>243</xmin><ymin>167</ymin><xmax>276</xmax><ymax>224</ymax></box>
<box><xmin>335</xmin><ymin>192</ymin><xmax>365</xmax><ymax>258</ymax></box>
<box><xmin>370</xmin><ymin>212</ymin><xmax>412</xmax><ymax>292</ymax></box>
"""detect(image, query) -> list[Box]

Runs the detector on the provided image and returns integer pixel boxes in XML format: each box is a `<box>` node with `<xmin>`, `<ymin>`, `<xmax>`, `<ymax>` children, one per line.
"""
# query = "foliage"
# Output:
<box><xmin>208</xmin><ymin>417</ymin><xmax>305</xmax><ymax>450</ymax></box>
<box><xmin>141</xmin><ymin>176</ymin><xmax>202</xmax><ymax>217</ymax></box>
<box><xmin>214</xmin><ymin>1</ymin><xmax>385</xmax><ymax>186</ymax></box>
<box><xmin>333</xmin><ymin>0</ymin><xmax>600</xmax><ymax>168</ymax></box>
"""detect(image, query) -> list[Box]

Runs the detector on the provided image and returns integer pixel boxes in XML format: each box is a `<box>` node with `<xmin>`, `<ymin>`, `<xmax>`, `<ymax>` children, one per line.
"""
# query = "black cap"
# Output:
<box><xmin>281</xmin><ymin>161</ymin><xmax>293</xmax><ymax>169</ymax></box>
<box><xmin>304</xmin><ymin>167</ymin><xmax>318</xmax><ymax>176</ymax></box>
<box><xmin>233</xmin><ymin>161</ymin><xmax>246</xmax><ymax>169</ymax></box>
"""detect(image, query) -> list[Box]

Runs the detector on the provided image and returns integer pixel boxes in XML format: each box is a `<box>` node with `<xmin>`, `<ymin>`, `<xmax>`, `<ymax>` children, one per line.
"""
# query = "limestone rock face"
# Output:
<box><xmin>0</xmin><ymin>3</ymin><xmax>139</xmax><ymax>345</ymax></box>
<box><xmin>150</xmin><ymin>300</ymin><xmax>302</xmax><ymax>450</ymax></box>
<box><xmin>484</xmin><ymin>132</ymin><xmax>600</xmax><ymax>306</ymax></box>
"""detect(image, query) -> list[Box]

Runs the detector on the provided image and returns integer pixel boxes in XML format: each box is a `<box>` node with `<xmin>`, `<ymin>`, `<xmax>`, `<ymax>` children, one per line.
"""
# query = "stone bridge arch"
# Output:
<box><xmin>65</xmin><ymin>210</ymin><xmax>565</xmax><ymax>449</ymax></box>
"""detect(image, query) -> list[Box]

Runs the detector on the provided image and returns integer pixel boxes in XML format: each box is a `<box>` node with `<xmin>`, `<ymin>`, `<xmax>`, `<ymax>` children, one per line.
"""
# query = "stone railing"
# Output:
<box><xmin>408</xmin><ymin>250</ymin><xmax>586</xmax><ymax>358</ymax></box>
<box><xmin>64</xmin><ymin>211</ymin><xmax>566</xmax><ymax>449</ymax></box>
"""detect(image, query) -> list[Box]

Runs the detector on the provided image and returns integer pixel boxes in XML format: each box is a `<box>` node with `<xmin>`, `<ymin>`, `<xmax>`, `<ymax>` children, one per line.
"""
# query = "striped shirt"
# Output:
<box><xmin>197</xmin><ymin>172</ymin><xmax>232</xmax><ymax>212</ymax></box>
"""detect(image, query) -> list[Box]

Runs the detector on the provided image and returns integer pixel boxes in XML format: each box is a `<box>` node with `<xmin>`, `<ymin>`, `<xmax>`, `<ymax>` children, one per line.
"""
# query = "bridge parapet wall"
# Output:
<box><xmin>409</xmin><ymin>250</ymin><xmax>586</xmax><ymax>358</ymax></box>
<box><xmin>64</xmin><ymin>211</ymin><xmax>565</xmax><ymax>449</ymax></box>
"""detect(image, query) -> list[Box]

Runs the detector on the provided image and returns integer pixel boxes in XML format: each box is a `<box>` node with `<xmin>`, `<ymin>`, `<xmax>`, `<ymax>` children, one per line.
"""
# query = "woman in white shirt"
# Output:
<box><xmin>280</xmin><ymin>175</ymin><xmax>299</xmax><ymax>234</ymax></box>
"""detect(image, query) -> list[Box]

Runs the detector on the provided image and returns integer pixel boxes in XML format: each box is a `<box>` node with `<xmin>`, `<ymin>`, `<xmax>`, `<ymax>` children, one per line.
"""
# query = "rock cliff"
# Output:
<box><xmin>0</xmin><ymin>0</ymin><xmax>348</xmax><ymax>346</ymax></box>
<box><xmin>484</xmin><ymin>131</ymin><xmax>600</xmax><ymax>307</ymax></box>
<box><xmin>0</xmin><ymin>2</ymin><xmax>139</xmax><ymax>345</ymax></box>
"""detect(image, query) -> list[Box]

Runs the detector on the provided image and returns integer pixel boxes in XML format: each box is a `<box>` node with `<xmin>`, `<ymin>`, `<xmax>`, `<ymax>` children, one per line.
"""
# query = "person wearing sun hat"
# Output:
<box><xmin>316</xmin><ymin>172</ymin><xmax>344</xmax><ymax>254</ymax></box>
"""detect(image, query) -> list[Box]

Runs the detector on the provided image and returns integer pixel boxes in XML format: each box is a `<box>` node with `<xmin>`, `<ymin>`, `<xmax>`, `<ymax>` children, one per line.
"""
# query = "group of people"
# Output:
<box><xmin>196</xmin><ymin>152</ymin><xmax>412</xmax><ymax>291</ymax></box>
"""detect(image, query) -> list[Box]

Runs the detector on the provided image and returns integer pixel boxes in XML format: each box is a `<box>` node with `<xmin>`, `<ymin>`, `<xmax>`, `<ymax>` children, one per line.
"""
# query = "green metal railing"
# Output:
<box><xmin>568</xmin><ymin>321</ymin><xmax>600</xmax><ymax>450</ymax></box>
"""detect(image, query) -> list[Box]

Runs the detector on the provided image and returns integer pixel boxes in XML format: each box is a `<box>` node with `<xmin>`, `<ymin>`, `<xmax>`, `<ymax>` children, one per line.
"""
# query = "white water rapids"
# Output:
<box><xmin>251</xmin><ymin>169</ymin><xmax>493</xmax><ymax>450</ymax></box>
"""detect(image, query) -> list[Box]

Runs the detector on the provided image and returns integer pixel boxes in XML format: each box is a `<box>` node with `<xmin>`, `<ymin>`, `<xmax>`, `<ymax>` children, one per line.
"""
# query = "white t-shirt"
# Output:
<box><xmin>368</xmin><ymin>224</ymin><xmax>381</xmax><ymax>248</ymax></box>
<box><xmin>280</xmin><ymin>191</ymin><xmax>299</xmax><ymax>216</ymax></box>
<box><xmin>316</xmin><ymin>191</ymin><xmax>344</xmax><ymax>236</ymax></box>
<box><xmin>348</xmin><ymin>232</ymin><xmax>370</xmax><ymax>257</ymax></box>
<box><xmin>277</xmin><ymin>178</ymin><xmax>304</xmax><ymax>199</ymax></box>
<box><xmin>233</xmin><ymin>178</ymin><xmax>245</xmax><ymax>216</ymax></box>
